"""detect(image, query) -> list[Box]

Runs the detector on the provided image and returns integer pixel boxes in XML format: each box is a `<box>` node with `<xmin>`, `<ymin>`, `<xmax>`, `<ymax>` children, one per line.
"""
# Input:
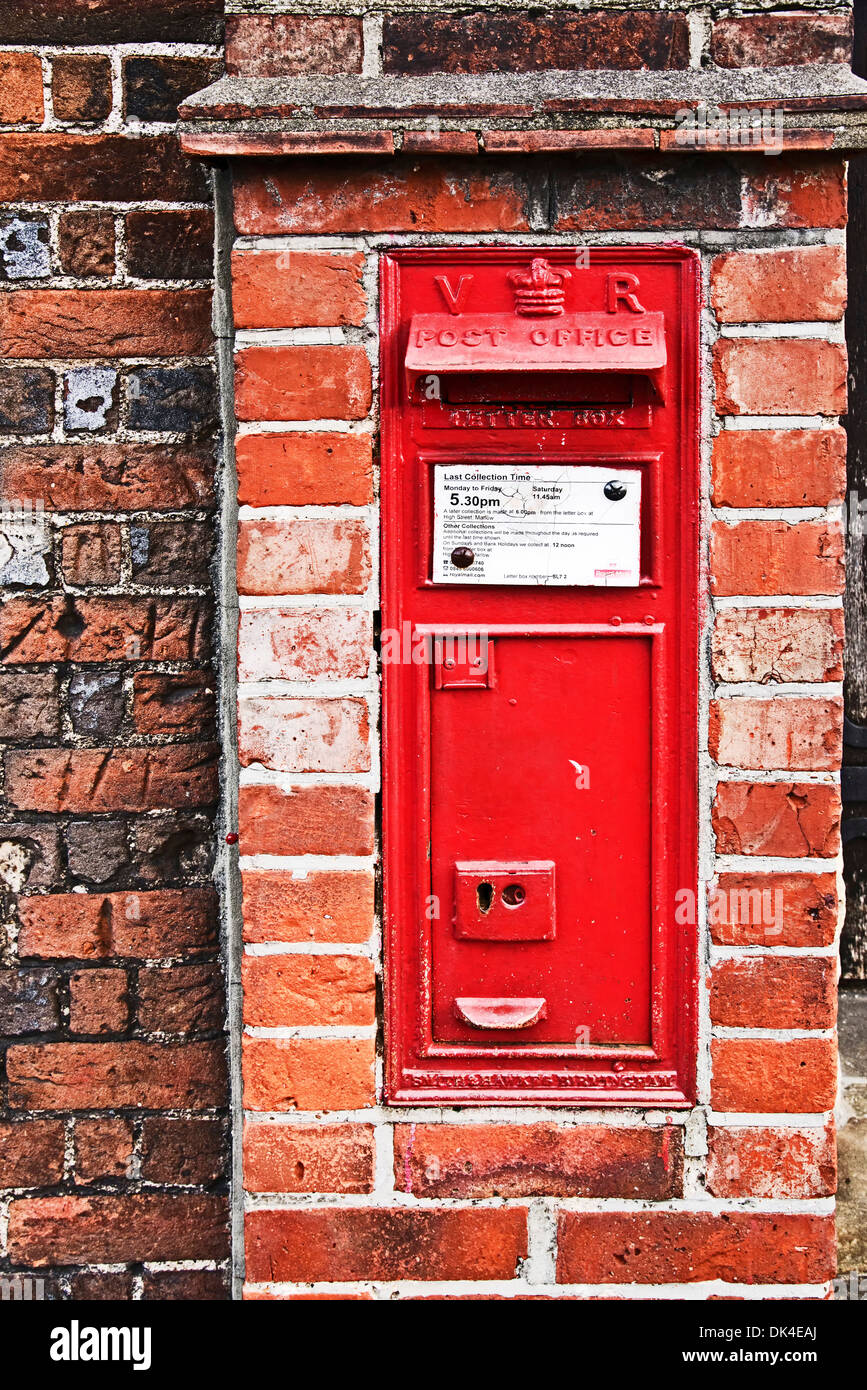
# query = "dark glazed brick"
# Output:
<box><xmin>0</xmin><ymin>672</ymin><xmax>60</xmax><ymax>740</ymax></box>
<box><xmin>58</xmin><ymin>211</ymin><xmax>115</xmax><ymax>278</ymax></box>
<box><xmin>0</xmin><ymin>968</ymin><xmax>60</xmax><ymax>1034</ymax></box>
<box><xmin>127</xmin><ymin>367</ymin><xmax>217</xmax><ymax>434</ymax></box>
<box><xmin>0</xmin><ymin>0</ymin><xmax>224</xmax><ymax>44</ymax></box>
<box><xmin>68</xmin><ymin>1272</ymin><xmax>135</xmax><ymax>1300</ymax></box>
<box><xmin>140</xmin><ymin>1116</ymin><xmax>227</xmax><ymax>1184</ymax></box>
<box><xmin>125</xmin><ymin>210</ymin><xmax>214</xmax><ymax>281</ymax></box>
<box><xmin>69</xmin><ymin>672</ymin><xmax>125</xmax><ymax>739</ymax></box>
<box><xmin>124</xmin><ymin>57</ymin><xmax>222</xmax><ymax>124</ymax></box>
<box><xmin>130</xmin><ymin>520</ymin><xmax>213</xmax><ymax>585</ymax></box>
<box><xmin>0</xmin><ymin>368</ymin><xmax>54</xmax><ymax>435</ymax></box>
<box><xmin>137</xmin><ymin>963</ymin><xmax>223</xmax><ymax>1033</ymax></box>
<box><xmin>51</xmin><ymin>55</ymin><xmax>112</xmax><ymax>124</ymax></box>
<box><xmin>133</xmin><ymin>815</ymin><xmax>214</xmax><ymax>884</ymax></box>
<box><xmin>383</xmin><ymin>9</ymin><xmax>690</xmax><ymax>74</ymax></box>
<box><xmin>66</xmin><ymin>819</ymin><xmax>130</xmax><ymax>884</ymax></box>
<box><xmin>141</xmin><ymin>1269</ymin><xmax>229</xmax><ymax>1300</ymax></box>
<box><xmin>552</xmin><ymin>155</ymin><xmax>744</xmax><ymax>230</ymax></box>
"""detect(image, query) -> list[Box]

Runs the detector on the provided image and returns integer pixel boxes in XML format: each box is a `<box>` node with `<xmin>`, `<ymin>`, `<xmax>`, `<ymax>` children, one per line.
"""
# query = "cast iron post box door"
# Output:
<box><xmin>381</xmin><ymin>247</ymin><xmax>699</xmax><ymax>1105</ymax></box>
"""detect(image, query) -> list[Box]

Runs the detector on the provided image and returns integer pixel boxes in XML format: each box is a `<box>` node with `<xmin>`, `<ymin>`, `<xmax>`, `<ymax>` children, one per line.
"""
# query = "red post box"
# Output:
<box><xmin>381</xmin><ymin>247</ymin><xmax>700</xmax><ymax>1104</ymax></box>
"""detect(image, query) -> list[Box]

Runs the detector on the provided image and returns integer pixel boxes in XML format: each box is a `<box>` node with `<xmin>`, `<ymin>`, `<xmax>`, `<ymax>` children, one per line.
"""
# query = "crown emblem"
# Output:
<box><xmin>507</xmin><ymin>257</ymin><xmax>571</xmax><ymax>317</ymax></box>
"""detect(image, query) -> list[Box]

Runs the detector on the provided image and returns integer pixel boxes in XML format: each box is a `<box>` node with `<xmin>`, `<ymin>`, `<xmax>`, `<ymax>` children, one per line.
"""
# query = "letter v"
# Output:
<box><xmin>435</xmin><ymin>274</ymin><xmax>473</xmax><ymax>315</ymax></box>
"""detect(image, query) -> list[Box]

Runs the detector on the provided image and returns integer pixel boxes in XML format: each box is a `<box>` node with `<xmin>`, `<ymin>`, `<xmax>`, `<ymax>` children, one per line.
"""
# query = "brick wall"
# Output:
<box><xmin>226</xmin><ymin>144</ymin><xmax>845</xmax><ymax>1296</ymax></box>
<box><xmin>0</xmin><ymin>0</ymin><xmax>229</xmax><ymax>1297</ymax></box>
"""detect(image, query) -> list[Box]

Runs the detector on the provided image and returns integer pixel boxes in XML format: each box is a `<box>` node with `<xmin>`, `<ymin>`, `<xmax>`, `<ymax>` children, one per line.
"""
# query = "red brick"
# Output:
<box><xmin>403</xmin><ymin>131</ymin><xmax>478</xmax><ymax>154</ymax></box>
<box><xmin>238</xmin><ymin>607</ymin><xmax>371</xmax><ymax>683</ymax></box>
<box><xmin>485</xmin><ymin>129</ymin><xmax>655</xmax><ymax>153</ymax></box>
<box><xmin>0</xmin><ymin>1118</ymin><xmax>65</xmax><ymax>1187</ymax></box>
<box><xmin>58</xmin><ymin>209</ymin><xmax>115</xmax><ymax>277</ymax></box>
<box><xmin>18</xmin><ymin>887</ymin><xmax>218</xmax><ymax>960</ymax></box>
<box><xmin>0</xmin><ymin>444</ymin><xmax>215</xmax><ymax>511</ymax></box>
<box><xmin>708</xmin><ymin>696</ymin><xmax>842</xmax><ymax>771</ymax></box>
<box><xmin>137</xmin><ymin>963</ymin><xmax>223</xmax><ymax>1034</ymax></box>
<box><xmin>0</xmin><ymin>289</ymin><xmax>211</xmax><ymax>359</ymax></box>
<box><xmin>241</xmin><ymin>869</ymin><xmax>374</xmax><ymax>944</ymax></box>
<box><xmin>132</xmin><ymin>671</ymin><xmax>215</xmax><ymax>737</ymax></box>
<box><xmin>140</xmin><ymin>1116</ymin><xmax>226</xmax><ymax>1185</ymax></box>
<box><xmin>243</xmin><ymin>1289</ymin><xmax>371</xmax><ymax>1300</ymax></box>
<box><xmin>233</xmin><ymin>250</ymin><xmax>366</xmax><ymax>329</ymax></box>
<box><xmin>238</xmin><ymin>696</ymin><xmax>370</xmax><ymax>775</ymax></box>
<box><xmin>711</xmin><ymin>246</ymin><xmax>846</xmax><ymax>324</ymax></box>
<box><xmin>709</xmin><ymin>872</ymin><xmax>838</xmax><ymax>948</ymax></box>
<box><xmin>244</xmin><ymin>1122</ymin><xmax>375</xmax><ymax>1193</ymax></box>
<box><xmin>383</xmin><ymin>10</ymin><xmax>689</xmax><ymax>73</ymax></box>
<box><xmin>74</xmin><ymin>1116</ymin><xmax>134</xmax><ymax>1181</ymax></box>
<box><xmin>238</xmin><ymin>784</ymin><xmax>374</xmax><ymax>857</ymax></box>
<box><xmin>709</xmin><ymin>956</ymin><xmax>836</xmax><ymax>1030</ymax></box>
<box><xmin>243</xmin><ymin>954</ymin><xmax>375</xmax><ymax>1029</ymax></box>
<box><xmin>394</xmin><ymin>1123</ymin><xmax>683</xmax><ymax>1199</ymax></box>
<box><xmin>740</xmin><ymin>160</ymin><xmax>847</xmax><ymax>230</ymax></box>
<box><xmin>237</xmin><ymin>518</ymin><xmax>371</xmax><ymax>596</ymax></box>
<box><xmin>711</xmin><ymin>519</ymin><xmax>845</xmax><ymax>596</ymax></box>
<box><xmin>234</xmin><ymin>159</ymin><xmax>531</xmax><ymax>235</ymax></box>
<box><xmin>711</xmin><ymin>13</ymin><xmax>853</xmax><ymax>67</ymax></box>
<box><xmin>7</xmin><ymin>1041</ymin><xmax>226</xmax><ymax>1110</ymax></box>
<box><xmin>243</xmin><ymin>1036</ymin><xmax>375</xmax><ymax>1111</ymax></box>
<box><xmin>711</xmin><ymin>1037</ymin><xmax>837</xmax><ymax>1112</ymax></box>
<box><xmin>8</xmin><ymin>1193</ymin><xmax>228</xmax><ymax>1266</ymax></box>
<box><xmin>707</xmin><ymin>1122</ymin><xmax>836</xmax><ymax>1198</ymax></box>
<box><xmin>69</xmin><ymin>968</ymin><xmax>129</xmax><ymax>1034</ymax></box>
<box><xmin>236</xmin><ymin>431</ymin><xmax>372</xmax><ymax>507</ymax></box>
<box><xmin>711</xmin><ymin>608</ymin><xmax>844</xmax><ymax>683</ymax></box>
<box><xmin>0</xmin><ymin>595</ymin><xmax>211</xmax><ymax>664</ymax></box>
<box><xmin>234</xmin><ymin>344</ymin><xmax>370</xmax><ymax>421</ymax></box>
<box><xmin>557</xmin><ymin>1211</ymin><xmax>834</xmax><ymax>1284</ymax></box>
<box><xmin>61</xmin><ymin>522</ymin><xmax>122</xmax><ymax>586</ymax></box>
<box><xmin>713</xmin><ymin>781</ymin><xmax>840</xmax><ymax>858</ymax></box>
<box><xmin>713</xmin><ymin>339</ymin><xmax>847</xmax><ymax>416</ymax></box>
<box><xmin>712</xmin><ymin>428</ymin><xmax>846</xmax><ymax>507</ymax></box>
<box><xmin>52</xmin><ymin>54</ymin><xmax>112</xmax><ymax>123</ymax></box>
<box><xmin>245</xmin><ymin>1206</ymin><xmax>527</xmax><ymax>1283</ymax></box>
<box><xmin>0</xmin><ymin>134</ymin><xmax>207</xmax><ymax>203</ymax></box>
<box><xmin>5</xmin><ymin>745</ymin><xmax>218</xmax><ymax>813</ymax></box>
<box><xmin>0</xmin><ymin>52</ymin><xmax>45</xmax><ymax>124</ymax></box>
<box><xmin>226</xmin><ymin>15</ymin><xmax>363</xmax><ymax>76</ymax></box>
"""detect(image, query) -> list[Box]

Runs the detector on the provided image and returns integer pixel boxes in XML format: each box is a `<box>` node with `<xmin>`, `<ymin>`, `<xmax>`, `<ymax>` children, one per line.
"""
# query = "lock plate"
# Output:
<box><xmin>454</xmin><ymin>860</ymin><xmax>556</xmax><ymax>941</ymax></box>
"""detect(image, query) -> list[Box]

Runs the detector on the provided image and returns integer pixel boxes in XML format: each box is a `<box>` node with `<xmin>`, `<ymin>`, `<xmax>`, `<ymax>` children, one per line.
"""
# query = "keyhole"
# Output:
<box><xmin>476</xmin><ymin>881</ymin><xmax>494</xmax><ymax>914</ymax></box>
<box><xmin>502</xmin><ymin>883</ymin><xmax>525</xmax><ymax>907</ymax></box>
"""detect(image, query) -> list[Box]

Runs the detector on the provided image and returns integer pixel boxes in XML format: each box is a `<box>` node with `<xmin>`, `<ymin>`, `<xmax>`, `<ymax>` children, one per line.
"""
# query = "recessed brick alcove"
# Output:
<box><xmin>177</xmin><ymin>10</ymin><xmax>866</xmax><ymax>1298</ymax></box>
